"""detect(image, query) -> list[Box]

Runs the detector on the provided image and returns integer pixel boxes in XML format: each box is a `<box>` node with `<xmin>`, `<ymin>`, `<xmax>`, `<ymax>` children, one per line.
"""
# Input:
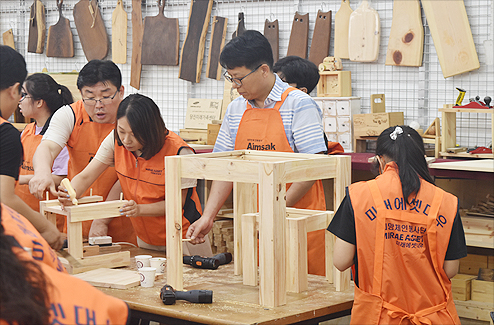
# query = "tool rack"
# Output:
<box><xmin>40</xmin><ymin>196</ymin><xmax>130</xmax><ymax>274</ymax></box>
<box><xmin>165</xmin><ymin>150</ymin><xmax>351</xmax><ymax>307</ymax></box>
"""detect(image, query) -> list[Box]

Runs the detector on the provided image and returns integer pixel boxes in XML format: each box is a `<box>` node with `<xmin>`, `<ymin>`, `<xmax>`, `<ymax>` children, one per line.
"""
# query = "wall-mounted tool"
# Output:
<box><xmin>455</xmin><ymin>88</ymin><xmax>466</xmax><ymax>106</ymax></box>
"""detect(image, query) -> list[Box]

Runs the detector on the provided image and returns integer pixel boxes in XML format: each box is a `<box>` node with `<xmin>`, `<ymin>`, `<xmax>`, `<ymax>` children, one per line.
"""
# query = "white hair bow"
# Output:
<box><xmin>390</xmin><ymin>126</ymin><xmax>403</xmax><ymax>140</ymax></box>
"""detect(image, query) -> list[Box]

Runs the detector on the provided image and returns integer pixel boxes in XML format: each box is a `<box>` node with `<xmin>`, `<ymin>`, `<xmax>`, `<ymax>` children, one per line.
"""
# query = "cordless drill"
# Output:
<box><xmin>160</xmin><ymin>284</ymin><xmax>213</xmax><ymax>305</ymax></box>
<box><xmin>183</xmin><ymin>252</ymin><xmax>232</xmax><ymax>270</ymax></box>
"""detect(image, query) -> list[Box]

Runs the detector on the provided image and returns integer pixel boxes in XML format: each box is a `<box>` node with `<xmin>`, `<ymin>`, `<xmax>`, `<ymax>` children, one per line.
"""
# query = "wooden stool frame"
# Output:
<box><xmin>165</xmin><ymin>150</ymin><xmax>351</xmax><ymax>307</ymax></box>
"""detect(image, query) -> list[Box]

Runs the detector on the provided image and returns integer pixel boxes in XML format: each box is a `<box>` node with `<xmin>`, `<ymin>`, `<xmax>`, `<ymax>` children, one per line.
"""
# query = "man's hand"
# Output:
<box><xmin>89</xmin><ymin>218</ymin><xmax>111</xmax><ymax>238</ymax></box>
<box><xmin>120</xmin><ymin>200</ymin><xmax>139</xmax><ymax>218</ymax></box>
<box><xmin>38</xmin><ymin>220</ymin><xmax>64</xmax><ymax>251</ymax></box>
<box><xmin>186</xmin><ymin>216</ymin><xmax>215</xmax><ymax>245</ymax></box>
<box><xmin>29</xmin><ymin>173</ymin><xmax>57</xmax><ymax>200</ymax></box>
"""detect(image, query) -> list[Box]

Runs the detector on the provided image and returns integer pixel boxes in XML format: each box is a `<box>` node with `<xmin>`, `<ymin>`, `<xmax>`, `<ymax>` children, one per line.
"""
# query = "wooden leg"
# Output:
<box><xmin>67</xmin><ymin>217</ymin><xmax>83</xmax><ymax>259</ymax></box>
<box><xmin>325</xmin><ymin>230</ymin><xmax>334</xmax><ymax>284</ymax></box>
<box><xmin>165</xmin><ymin>156</ymin><xmax>183</xmax><ymax>291</ymax></box>
<box><xmin>259</xmin><ymin>162</ymin><xmax>286</xmax><ymax>307</ymax></box>
<box><xmin>242</xmin><ymin>213</ymin><xmax>258</xmax><ymax>286</ymax></box>
<box><xmin>286</xmin><ymin>217</ymin><xmax>308</xmax><ymax>293</ymax></box>
<box><xmin>234</xmin><ymin>182</ymin><xmax>257</xmax><ymax>275</ymax></box>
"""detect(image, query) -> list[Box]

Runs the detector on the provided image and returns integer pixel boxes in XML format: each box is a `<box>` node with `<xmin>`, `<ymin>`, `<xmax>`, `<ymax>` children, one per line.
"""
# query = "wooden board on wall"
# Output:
<box><xmin>206</xmin><ymin>16</ymin><xmax>228</xmax><ymax>80</ymax></box>
<box><xmin>178</xmin><ymin>0</ymin><xmax>213</xmax><ymax>83</ymax></box>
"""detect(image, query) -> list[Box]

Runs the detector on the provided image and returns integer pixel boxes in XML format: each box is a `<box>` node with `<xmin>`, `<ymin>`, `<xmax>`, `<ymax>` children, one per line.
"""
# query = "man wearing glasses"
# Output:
<box><xmin>187</xmin><ymin>31</ymin><xmax>328</xmax><ymax>276</ymax></box>
<box><xmin>29</xmin><ymin>60</ymin><xmax>136</xmax><ymax>245</ymax></box>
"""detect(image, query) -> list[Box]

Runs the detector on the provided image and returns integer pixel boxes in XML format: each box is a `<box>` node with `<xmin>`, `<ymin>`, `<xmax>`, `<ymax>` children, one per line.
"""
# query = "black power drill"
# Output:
<box><xmin>183</xmin><ymin>252</ymin><xmax>232</xmax><ymax>270</ymax></box>
<box><xmin>160</xmin><ymin>284</ymin><xmax>213</xmax><ymax>305</ymax></box>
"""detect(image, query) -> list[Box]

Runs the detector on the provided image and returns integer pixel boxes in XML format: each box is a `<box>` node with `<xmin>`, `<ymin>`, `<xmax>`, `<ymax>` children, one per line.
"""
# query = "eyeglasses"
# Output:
<box><xmin>82</xmin><ymin>90</ymin><xmax>119</xmax><ymax>106</ymax></box>
<box><xmin>19</xmin><ymin>92</ymin><xmax>32</xmax><ymax>102</ymax></box>
<box><xmin>224</xmin><ymin>64</ymin><xmax>263</xmax><ymax>87</ymax></box>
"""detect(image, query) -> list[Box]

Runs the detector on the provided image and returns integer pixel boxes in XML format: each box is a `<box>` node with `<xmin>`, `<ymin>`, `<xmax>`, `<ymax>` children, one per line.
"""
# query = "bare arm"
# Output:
<box><xmin>443</xmin><ymin>260</ymin><xmax>460</xmax><ymax>279</ymax></box>
<box><xmin>30</xmin><ymin>140</ymin><xmax>63</xmax><ymax>199</ymax></box>
<box><xmin>333</xmin><ymin>237</ymin><xmax>356</xmax><ymax>271</ymax></box>
<box><xmin>286</xmin><ymin>180</ymin><xmax>316</xmax><ymax>207</ymax></box>
<box><xmin>1</xmin><ymin>175</ymin><xmax>63</xmax><ymax>250</ymax></box>
<box><xmin>88</xmin><ymin>180</ymin><xmax>121</xmax><ymax>238</ymax></box>
<box><xmin>186</xmin><ymin>180</ymin><xmax>233</xmax><ymax>243</ymax></box>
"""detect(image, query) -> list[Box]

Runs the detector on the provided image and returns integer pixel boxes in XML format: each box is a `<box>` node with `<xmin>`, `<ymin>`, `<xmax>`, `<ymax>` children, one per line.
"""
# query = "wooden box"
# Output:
<box><xmin>207</xmin><ymin>123</ymin><xmax>221</xmax><ymax>145</ymax></box>
<box><xmin>317</xmin><ymin>71</ymin><xmax>352</xmax><ymax>97</ymax></box>
<box><xmin>451</xmin><ymin>274</ymin><xmax>477</xmax><ymax>301</ymax></box>
<box><xmin>353</xmin><ymin>112</ymin><xmax>404</xmax><ymax>137</ymax></box>
<box><xmin>460</xmin><ymin>254</ymin><xmax>490</xmax><ymax>276</ymax></box>
<box><xmin>471</xmin><ymin>279</ymin><xmax>494</xmax><ymax>303</ymax></box>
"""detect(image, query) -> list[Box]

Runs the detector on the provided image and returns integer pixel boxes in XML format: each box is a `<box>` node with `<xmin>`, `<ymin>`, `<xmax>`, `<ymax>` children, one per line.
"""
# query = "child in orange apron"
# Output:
<box><xmin>57</xmin><ymin>94</ymin><xmax>211</xmax><ymax>256</ymax></box>
<box><xmin>328</xmin><ymin>126</ymin><xmax>467</xmax><ymax>324</ymax></box>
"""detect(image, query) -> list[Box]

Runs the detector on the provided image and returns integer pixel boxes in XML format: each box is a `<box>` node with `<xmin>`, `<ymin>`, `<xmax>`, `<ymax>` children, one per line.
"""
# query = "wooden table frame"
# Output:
<box><xmin>165</xmin><ymin>150</ymin><xmax>351</xmax><ymax>307</ymax></box>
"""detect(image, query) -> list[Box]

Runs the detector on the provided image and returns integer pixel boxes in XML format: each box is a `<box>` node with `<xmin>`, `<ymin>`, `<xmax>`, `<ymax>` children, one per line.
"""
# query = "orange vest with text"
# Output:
<box><xmin>348</xmin><ymin>163</ymin><xmax>460</xmax><ymax>324</ymax></box>
<box><xmin>65</xmin><ymin>100</ymin><xmax>136</xmax><ymax>244</ymax></box>
<box><xmin>4</xmin><ymin>247</ymin><xmax>129</xmax><ymax>325</ymax></box>
<box><xmin>1</xmin><ymin>203</ymin><xmax>65</xmax><ymax>272</ymax></box>
<box><xmin>234</xmin><ymin>88</ymin><xmax>326</xmax><ymax>276</ymax></box>
<box><xmin>114</xmin><ymin>131</ymin><xmax>202</xmax><ymax>246</ymax></box>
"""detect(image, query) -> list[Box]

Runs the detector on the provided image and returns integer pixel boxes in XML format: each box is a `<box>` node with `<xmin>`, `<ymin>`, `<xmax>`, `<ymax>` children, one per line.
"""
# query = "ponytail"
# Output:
<box><xmin>376</xmin><ymin>125</ymin><xmax>434</xmax><ymax>204</ymax></box>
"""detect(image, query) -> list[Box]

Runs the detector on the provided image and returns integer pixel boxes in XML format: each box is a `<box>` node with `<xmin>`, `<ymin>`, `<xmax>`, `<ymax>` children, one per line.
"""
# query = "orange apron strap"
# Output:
<box><xmin>383</xmin><ymin>300</ymin><xmax>448</xmax><ymax>325</ymax></box>
<box><xmin>367</xmin><ymin>180</ymin><xmax>387</xmax><ymax>296</ymax></box>
<box><xmin>273</xmin><ymin>87</ymin><xmax>297</xmax><ymax>111</ymax></box>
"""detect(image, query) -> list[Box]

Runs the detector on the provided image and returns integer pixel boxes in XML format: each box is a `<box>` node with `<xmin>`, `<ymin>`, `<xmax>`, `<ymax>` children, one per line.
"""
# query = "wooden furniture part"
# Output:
<box><xmin>99</xmin><ymin>248</ymin><xmax>354</xmax><ymax>325</ymax></box>
<box><xmin>40</xmin><ymin>196</ymin><xmax>130</xmax><ymax>274</ymax></box>
<box><xmin>314</xmin><ymin>97</ymin><xmax>361</xmax><ymax>152</ymax></box>
<box><xmin>207</xmin><ymin>16</ymin><xmax>228</xmax><ymax>80</ymax></box>
<box><xmin>422</xmin><ymin>117</ymin><xmax>441</xmax><ymax>158</ymax></box>
<box><xmin>440</xmin><ymin>105</ymin><xmax>494</xmax><ymax>159</ymax></box>
<box><xmin>317</xmin><ymin>71</ymin><xmax>352</xmax><ymax>97</ymax></box>
<box><xmin>450</xmin><ymin>274</ymin><xmax>477</xmax><ymax>301</ymax></box>
<box><xmin>165</xmin><ymin>150</ymin><xmax>351</xmax><ymax>307</ymax></box>
<box><xmin>242</xmin><ymin>208</ymin><xmax>346</xmax><ymax>294</ymax></box>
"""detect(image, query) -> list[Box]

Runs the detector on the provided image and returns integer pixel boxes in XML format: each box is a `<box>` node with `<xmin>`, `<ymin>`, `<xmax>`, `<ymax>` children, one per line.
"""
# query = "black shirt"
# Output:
<box><xmin>327</xmin><ymin>188</ymin><xmax>468</xmax><ymax>286</ymax></box>
<box><xmin>0</xmin><ymin>122</ymin><xmax>22</xmax><ymax>180</ymax></box>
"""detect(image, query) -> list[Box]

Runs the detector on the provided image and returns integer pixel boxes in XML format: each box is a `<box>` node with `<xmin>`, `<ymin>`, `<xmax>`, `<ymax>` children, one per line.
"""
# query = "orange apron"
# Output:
<box><xmin>65</xmin><ymin>100</ymin><xmax>136</xmax><ymax>244</ymax></box>
<box><xmin>114</xmin><ymin>131</ymin><xmax>202</xmax><ymax>246</ymax></box>
<box><xmin>1</xmin><ymin>203</ymin><xmax>65</xmax><ymax>272</ymax></box>
<box><xmin>350</xmin><ymin>175</ymin><xmax>460</xmax><ymax>324</ymax></box>
<box><xmin>235</xmin><ymin>88</ymin><xmax>326</xmax><ymax>275</ymax></box>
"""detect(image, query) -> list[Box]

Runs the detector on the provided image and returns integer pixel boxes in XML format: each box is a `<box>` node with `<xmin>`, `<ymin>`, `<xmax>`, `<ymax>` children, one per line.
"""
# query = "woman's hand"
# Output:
<box><xmin>120</xmin><ymin>200</ymin><xmax>139</xmax><ymax>218</ymax></box>
<box><xmin>56</xmin><ymin>184</ymin><xmax>73</xmax><ymax>210</ymax></box>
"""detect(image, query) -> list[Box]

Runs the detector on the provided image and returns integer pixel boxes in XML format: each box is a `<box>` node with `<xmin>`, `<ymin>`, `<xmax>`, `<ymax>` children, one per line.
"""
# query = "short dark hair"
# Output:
<box><xmin>375</xmin><ymin>125</ymin><xmax>434</xmax><ymax>204</ymax></box>
<box><xmin>77</xmin><ymin>60</ymin><xmax>122</xmax><ymax>90</ymax></box>
<box><xmin>0</xmin><ymin>45</ymin><xmax>27</xmax><ymax>91</ymax></box>
<box><xmin>115</xmin><ymin>94</ymin><xmax>168</xmax><ymax>160</ymax></box>
<box><xmin>220</xmin><ymin>30</ymin><xmax>274</xmax><ymax>71</ymax></box>
<box><xmin>273</xmin><ymin>56</ymin><xmax>320</xmax><ymax>93</ymax></box>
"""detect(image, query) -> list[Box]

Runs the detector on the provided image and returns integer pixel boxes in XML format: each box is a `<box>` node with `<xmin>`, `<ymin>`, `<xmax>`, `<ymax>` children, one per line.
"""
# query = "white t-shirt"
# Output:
<box><xmin>42</xmin><ymin>105</ymin><xmax>80</xmax><ymax>148</ymax></box>
<box><xmin>94</xmin><ymin>132</ymin><xmax>197</xmax><ymax>189</ymax></box>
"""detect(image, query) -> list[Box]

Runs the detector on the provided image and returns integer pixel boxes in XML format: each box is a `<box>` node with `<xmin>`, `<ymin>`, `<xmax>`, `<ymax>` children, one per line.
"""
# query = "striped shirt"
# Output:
<box><xmin>214</xmin><ymin>74</ymin><xmax>326</xmax><ymax>154</ymax></box>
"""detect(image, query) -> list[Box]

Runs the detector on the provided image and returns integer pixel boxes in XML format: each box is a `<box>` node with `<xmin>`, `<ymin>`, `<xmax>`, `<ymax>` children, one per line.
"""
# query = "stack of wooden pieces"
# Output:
<box><xmin>461</xmin><ymin>195</ymin><xmax>494</xmax><ymax>249</ymax></box>
<box><xmin>211</xmin><ymin>218</ymin><xmax>234</xmax><ymax>255</ymax></box>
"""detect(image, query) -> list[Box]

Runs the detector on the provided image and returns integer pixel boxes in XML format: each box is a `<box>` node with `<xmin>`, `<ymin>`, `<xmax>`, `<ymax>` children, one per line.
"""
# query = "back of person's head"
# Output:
<box><xmin>25</xmin><ymin>73</ymin><xmax>74</xmax><ymax>115</ymax></box>
<box><xmin>77</xmin><ymin>60</ymin><xmax>122</xmax><ymax>90</ymax></box>
<box><xmin>116</xmin><ymin>94</ymin><xmax>168</xmax><ymax>160</ymax></box>
<box><xmin>376</xmin><ymin>125</ymin><xmax>434</xmax><ymax>204</ymax></box>
<box><xmin>0</xmin><ymin>45</ymin><xmax>27</xmax><ymax>91</ymax></box>
<box><xmin>273</xmin><ymin>56</ymin><xmax>320</xmax><ymax>93</ymax></box>
<box><xmin>0</xmin><ymin>211</ymin><xmax>50</xmax><ymax>324</ymax></box>
<box><xmin>220</xmin><ymin>30</ymin><xmax>274</xmax><ymax>71</ymax></box>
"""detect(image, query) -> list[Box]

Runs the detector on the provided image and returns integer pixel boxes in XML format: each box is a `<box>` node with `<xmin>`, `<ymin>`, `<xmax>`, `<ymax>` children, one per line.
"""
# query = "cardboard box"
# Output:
<box><xmin>451</xmin><ymin>274</ymin><xmax>477</xmax><ymax>301</ymax></box>
<box><xmin>471</xmin><ymin>279</ymin><xmax>494</xmax><ymax>303</ymax></box>
<box><xmin>353</xmin><ymin>112</ymin><xmax>404</xmax><ymax>137</ymax></box>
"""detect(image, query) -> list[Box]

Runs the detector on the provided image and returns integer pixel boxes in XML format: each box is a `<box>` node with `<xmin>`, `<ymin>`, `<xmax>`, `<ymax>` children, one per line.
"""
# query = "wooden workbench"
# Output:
<box><xmin>97</xmin><ymin>248</ymin><xmax>354</xmax><ymax>324</ymax></box>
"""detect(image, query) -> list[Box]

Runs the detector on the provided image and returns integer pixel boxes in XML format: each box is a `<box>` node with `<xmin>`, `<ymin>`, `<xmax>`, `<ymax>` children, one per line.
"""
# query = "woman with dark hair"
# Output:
<box><xmin>328</xmin><ymin>125</ymin><xmax>467</xmax><ymax>324</ymax></box>
<box><xmin>16</xmin><ymin>73</ymin><xmax>73</xmax><ymax>215</ymax></box>
<box><xmin>0</xmin><ymin>204</ymin><xmax>129</xmax><ymax>324</ymax></box>
<box><xmin>57</xmin><ymin>94</ymin><xmax>211</xmax><ymax>255</ymax></box>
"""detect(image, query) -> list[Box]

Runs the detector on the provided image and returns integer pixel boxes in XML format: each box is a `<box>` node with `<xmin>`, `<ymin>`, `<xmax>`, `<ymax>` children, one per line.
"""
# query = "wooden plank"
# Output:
<box><xmin>46</xmin><ymin>0</ymin><xmax>74</xmax><ymax>58</ymax></box>
<box><xmin>74</xmin><ymin>268</ymin><xmax>140</xmax><ymax>289</ymax></box>
<box><xmin>451</xmin><ymin>274</ymin><xmax>476</xmax><ymax>301</ymax></box>
<box><xmin>67</xmin><ymin>200</ymin><xmax>128</xmax><ymax>223</ymax></box>
<box><xmin>286</xmin><ymin>217</ymin><xmax>308</xmax><ymax>293</ymax></box>
<box><xmin>308</xmin><ymin>10</ymin><xmax>332</xmax><ymax>66</ymax></box>
<box><xmin>385</xmin><ymin>0</ymin><xmax>423</xmax><ymax>67</ymax></box>
<box><xmin>111</xmin><ymin>0</ymin><xmax>127</xmax><ymax>64</ymax></box>
<box><xmin>287</xmin><ymin>12</ymin><xmax>309</xmax><ymax>59</ymax></box>
<box><xmin>28</xmin><ymin>0</ymin><xmax>46</xmax><ymax>54</ymax></box>
<box><xmin>259</xmin><ymin>162</ymin><xmax>286</xmax><ymax>307</ymax></box>
<box><xmin>130</xmin><ymin>0</ymin><xmax>143</xmax><ymax>89</ymax></box>
<box><xmin>455</xmin><ymin>300</ymin><xmax>493</xmax><ymax>322</ymax></box>
<box><xmin>67</xmin><ymin>219</ymin><xmax>83</xmax><ymax>259</ymax></box>
<box><xmin>206</xmin><ymin>16</ymin><xmax>227</xmax><ymax>80</ymax></box>
<box><xmin>234</xmin><ymin>182</ymin><xmax>257</xmax><ymax>275</ymax></box>
<box><xmin>429</xmin><ymin>159</ymin><xmax>494</xmax><ymax>173</ymax></box>
<box><xmin>68</xmin><ymin>251</ymin><xmax>130</xmax><ymax>274</ymax></box>
<box><xmin>420</xmin><ymin>0</ymin><xmax>479</xmax><ymax>78</ymax></box>
<box><xmin>471</xmin><ymin>280</ymin><xmax>494</xmax><ymax>304</ymax></box>
<box><xmin>348</xmin><ymin>0</ymin><xmax>380</xmax><ymax>62</ymax></box>
<box><xmin>334</xmin><ymin>0</ymin><xmax>352</xmax><ymax>59</ymax></box>
<box><xmin>165</xmin><ymin>155</ymin><xmax>184</xmax><ymax>290</ymax></box>
<box><xmin>242</xmin><ymin>213</ymin><xmax>258</xmax><ymax>286</ymax></box>
<box><xmin>73</xmin><ymin>0</ymin><xmax>109</xmax><ymax>61</ymax></box>
<box><xmin>264</xmin><ymin>19</ymin><xmax>279</xmax><ymax>63</ymax></box>
<box><xmin>178</xmin><ymin>0</ymin><xmax>213</xmax><ymax>83</ymax></box>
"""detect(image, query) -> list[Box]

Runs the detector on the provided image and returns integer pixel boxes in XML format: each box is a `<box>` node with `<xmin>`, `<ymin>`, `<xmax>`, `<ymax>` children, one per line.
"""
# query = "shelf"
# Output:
<box><xmin>439</xmin><ymin>108</ymin><xmax>494</xmax><ymax>114</ymax></box>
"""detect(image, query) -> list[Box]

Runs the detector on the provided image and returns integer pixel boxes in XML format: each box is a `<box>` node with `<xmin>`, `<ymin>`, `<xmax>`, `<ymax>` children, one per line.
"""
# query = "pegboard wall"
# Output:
<box><xmin>1</xmin><ymin>0</ymin><xmax>493</xmax><ymax>149</ymax></box>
